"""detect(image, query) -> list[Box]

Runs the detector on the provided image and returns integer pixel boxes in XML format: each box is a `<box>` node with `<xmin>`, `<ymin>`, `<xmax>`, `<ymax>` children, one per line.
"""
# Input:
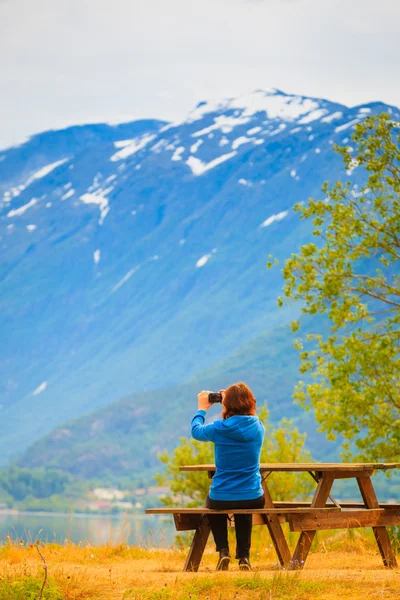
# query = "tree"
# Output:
<box><xmin>275</xmin><ymin>113</ymin><xmax>400</xmax><ymax>461</ymax></box>
<box><xmin>0</xmin><ymin>466</ymin><xmax>71</xmax><ymax>501</ymax></box>
<box><xmin>156</xmin><ymin>406</ymin><xmax>313</xmax><ymax>506</ymax></box>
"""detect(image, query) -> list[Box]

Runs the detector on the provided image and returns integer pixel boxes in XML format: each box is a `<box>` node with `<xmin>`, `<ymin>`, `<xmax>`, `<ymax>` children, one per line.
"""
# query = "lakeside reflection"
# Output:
<box><xmin>0</xmin><ymin>511</ymin><xmax>176</xmax><ymax>547</ymax></box>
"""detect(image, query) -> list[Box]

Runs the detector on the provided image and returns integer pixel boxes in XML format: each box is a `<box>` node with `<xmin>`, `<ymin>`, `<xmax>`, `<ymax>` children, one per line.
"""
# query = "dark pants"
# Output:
<box><xmin>206</xmin><ymin>494</ymin><xmax>265</xmax><ymax>559</ymax></box>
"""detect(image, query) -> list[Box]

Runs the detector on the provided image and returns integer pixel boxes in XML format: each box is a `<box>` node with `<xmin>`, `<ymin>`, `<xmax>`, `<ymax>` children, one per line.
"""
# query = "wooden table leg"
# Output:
<box><xmin>183</xmin><ymin>515</ymin><xmax>211</xmax><ymax>572</ymax></box>
<box><xmin>290</xmin><ymin>472</ymin><xmax>335</xmax><ymax>570</ymax></box>
<box><xmin>357</xmin><ymin>476</ymin><xmax>398</xmax><ymax>568</ymax></box>
<box><xmin>262</xmin><ymin>478</ymin><xmax>292</xmax><ymax>568</ymax></box>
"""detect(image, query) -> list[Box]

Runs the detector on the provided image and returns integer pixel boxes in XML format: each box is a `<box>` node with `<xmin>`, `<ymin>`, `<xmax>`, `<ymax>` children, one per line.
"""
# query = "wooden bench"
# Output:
<box><xmin>146</xmin><ymin>505</ymin><xmax>400</xmax><ymax>571</ymax></box>
<box><xmin>146</xmin><ymin>463</ymin><xmax>400</xmax><ymax>571</ymax></box>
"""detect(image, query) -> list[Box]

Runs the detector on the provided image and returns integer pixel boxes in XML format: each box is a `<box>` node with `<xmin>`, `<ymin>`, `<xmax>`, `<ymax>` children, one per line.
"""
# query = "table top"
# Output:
<box><xmin>180</xmin><ymin>463</ymin><xmax>400</xmax><ymax>473</ymax></box>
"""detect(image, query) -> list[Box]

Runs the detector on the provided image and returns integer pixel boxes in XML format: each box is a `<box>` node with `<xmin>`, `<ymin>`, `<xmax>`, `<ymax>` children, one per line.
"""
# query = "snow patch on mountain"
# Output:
<box><xmin>238</xmin><ymin>178</ymin><xmax>253</xmax><ymax>187</ymax></box>
<box><xmin>228</xmin><ymin>90</ymin><xmax>320</xmax><ymax>121</ymax></box>
<box><xmin>346</xmin><ymin>159</ymin><xmax>359</xmax><ymax>175</ymax></box>
<box><xmin>321</xmin><ymin>111</ymin><xmax>343</xmax><ymax>124</ymax></box>
<box><xmin>34</xmin><ymin>160</ymin><xmax>69</xmax><ymax>180</ymax></box>
<box><xmin>151</xmin><ymin>139</ymin><xmax>168</xmax><ymax>154</ymax></box>
<box><xmin>110</xmin><ymin>134</ymin><xmax>155</xmax><ymax>161</ymax></box>
<box><xmin>7</xmin><ymin>198</ymin><xmax>37</xmax><ymax>217</ymax></box>
<box><xmin>190</xmin><ymin>140</ymin><xmax>203</xmax><ymax>154</ymax></box>
<box><xmin>114</xmin><ymin>140</ymin><xmax>135</xmax><ymax>149</ymax></box>
<box><xmin>3</xmin><ymin>159</ymin><xmax>69</xmax><ymax>201</ymax></box>
<box><xmin>112</xmin><ymin>266</ymin><xmax>139</xmax><ymax>293</ymax></box>
<box><xmin>298</xmin><ymin>109</ymin><xmax>329</xmax><ymax>124</ymax></box>
<box><xmin>335</xmin><ymin>119</ymin><xmax>360</xmax><ymax>133</ymax></box>
<box><xmin>80</xmin><ymin>192</ymin><xmax>110</xmax><ymax>225</ymax></box>
<box><xmin>61</xmin><ymin>189</ymin><xmax>75</xmax><ymax>201</ymax></box>
<box><xmin>186</xmin><ymin>152</ymin><xmax>236</xmax><ymax>176</ymax></box>
<box><xmin>192</xmin><ymin>115</ymin><xmax>250</xmax><ymax>137</ymax></box>
<box><xmin>260</xmin><ymin>210</ymin><xmax>289</xmax><ymax>228</ymax></box>
<box><xmin>269</xmin><ymin>124</ymin><xmax>287</xmax><ymax>136</ymax></box>
<box><xmin>186</xmin><ymin>99</ymin><xmax>227</xmax><ymax>123</ymax></box>
<box><xmin>172</xmin><ymin>146</ymin><xmax>185</xmax><ymax>161</ymax></box>
<box><xmin>33</xmin><ymin>382</ymin><xmax>47</xmax><ymax>396</ymax></box>
<box><xmin>232</xmin><ymin>136</ymin><xmax>255</xmax><ymax>150</ymax></box>
<box><xmin>196</xmin><ymin>254</ymin><xmax>212</xmax><ymax>267</ymax></box>
<box><xmin>247</xmin><ymin>126</ymin><xmax>262</xmax><ymax>135</ymax></box>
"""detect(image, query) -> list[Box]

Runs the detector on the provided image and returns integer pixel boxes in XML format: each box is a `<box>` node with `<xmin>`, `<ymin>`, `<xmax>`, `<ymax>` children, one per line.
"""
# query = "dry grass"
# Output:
<box><xmin>0</xmin><ymin>533</ymin><xmax>399</xmax><ymax>600</ymax></box>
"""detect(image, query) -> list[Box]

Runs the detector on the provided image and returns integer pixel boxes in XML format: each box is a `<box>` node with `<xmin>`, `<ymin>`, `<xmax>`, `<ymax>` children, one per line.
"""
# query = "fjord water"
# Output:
<box><xmin>0</xmin><ymin>511</ymin><xmax>176</xmax><ymax>547</ymax></box>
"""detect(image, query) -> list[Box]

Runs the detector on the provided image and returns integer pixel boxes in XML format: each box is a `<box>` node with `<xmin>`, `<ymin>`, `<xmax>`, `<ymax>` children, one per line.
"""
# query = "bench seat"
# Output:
<box><xmin>145</xmin><ymin>507</ymin><xmax>340</xmax><ymax>514</ymax></box>
<box><xmin>145</xmin><ymin>506</ymin><xmax>400</xmax><ymax>531</ymax></box>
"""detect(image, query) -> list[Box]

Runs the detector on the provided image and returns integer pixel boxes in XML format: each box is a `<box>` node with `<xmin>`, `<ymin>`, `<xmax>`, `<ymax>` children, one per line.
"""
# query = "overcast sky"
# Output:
<box><xmin>1</xmin><ymin>0</ymin><xmax>399</xmax><ymax>149</ymax></box>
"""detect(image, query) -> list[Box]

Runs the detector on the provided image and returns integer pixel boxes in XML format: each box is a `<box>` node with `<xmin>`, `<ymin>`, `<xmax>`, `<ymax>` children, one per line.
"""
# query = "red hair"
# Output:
<box><xmin>222</xmin><ymin>382</ymin><xmax>257</xmax><ymax>420</ymax></box>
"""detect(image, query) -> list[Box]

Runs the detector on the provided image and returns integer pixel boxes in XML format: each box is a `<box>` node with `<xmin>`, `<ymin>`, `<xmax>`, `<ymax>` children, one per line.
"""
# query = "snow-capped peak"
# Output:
<box><xmin>185</xmin><ymin>89</ymin><xmax>326</xmax><ymax>125</ymax></box>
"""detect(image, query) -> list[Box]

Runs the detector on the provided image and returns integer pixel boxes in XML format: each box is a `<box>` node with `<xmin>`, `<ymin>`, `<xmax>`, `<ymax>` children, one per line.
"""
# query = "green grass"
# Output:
<box><xmin>122</xmin><ymin>573</ymin><xmax>328</xmax><ymax>600</ymax></box>
<box><xmin>0</xmin><ymin>575</ymin><xmax>63</xmax><ymax>600</ymax></box>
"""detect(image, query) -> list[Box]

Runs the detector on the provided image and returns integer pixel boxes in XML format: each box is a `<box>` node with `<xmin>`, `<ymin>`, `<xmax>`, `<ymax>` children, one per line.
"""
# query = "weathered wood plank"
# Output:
<box><xmin>252</xmin><ymin>513</ymin><xmax>283</xmax><ymax>526</ymax></box>
<box><xmin>261</xmin><ymin>480</ymin><xmax>292</xmax><ymax>568</ymax></box>
<box><xmin>326</xmin><ymin>470</ymin><xmax>374</xmax><ymax>479</ymax></box>
<box><xmin>270</xmin><ymin>502</ymin><xmax>400</xmax><ymax>509</ymax></box>
<box><xmin>172</xmin><ymin>512</ymin><xmax>285</xmax><ymax>530</ymax></box>
<box><xmin>290</xmin><ymin>472</ymin><xmax>335</xmax><ymax>569</ymax></box>
<box><xmin>357</xmin><ymin>476</ymin><xmax>398</xmax><ymax>568</ymax></box>
<box><xmin>180</xmin><ymin>463</ymin><xmax>400</xmax><ymax>473</ymax></box>
<box><xmin>183</xmin><ymin>516</ymin><xmax>210</xmax><ymax>572</ymax></box>
<box><xmin>173</xmin><ymin>513</ymin><xmax>202</xmax><ymax>531</ymax></box>
<box><xmin>145</xmin><ymin>507</ymin><xmax>340</xmax><ymax>515</ymax></box>
<box><xmin>147</xmin><ymin>503</ymin><xmax>400</xmax><ymax>515</ymax></box>
<box><xmin>288</xmin><ymin>509</ymin><xmax>400</xmax><ymax>531</ymax></box>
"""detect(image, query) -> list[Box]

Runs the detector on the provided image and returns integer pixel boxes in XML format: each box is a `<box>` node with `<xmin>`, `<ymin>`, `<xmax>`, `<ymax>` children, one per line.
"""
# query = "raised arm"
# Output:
<box><xmin>191</xmin><ymin>390</ymin><xmax>216</xmax><ymax>442</ymax></box>
<box><xmin>191</xmin><ymin>410</ymin><xmax>216</xmax><ymax>442</ymax></box>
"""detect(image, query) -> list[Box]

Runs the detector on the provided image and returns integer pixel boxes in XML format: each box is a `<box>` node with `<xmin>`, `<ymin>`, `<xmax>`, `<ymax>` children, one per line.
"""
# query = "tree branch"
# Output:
<box><xmin>35</xmin><ymin>542</ymin><xmax>47</xmax><ymax>600</ymax></box>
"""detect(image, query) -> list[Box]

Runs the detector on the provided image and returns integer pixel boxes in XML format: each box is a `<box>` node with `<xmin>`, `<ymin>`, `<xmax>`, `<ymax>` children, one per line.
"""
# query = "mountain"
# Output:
<box><xmin>2</xmin><ymin>89</ymin><xmax>398</xmax><ymax>467</ymax></box>
<box><xmin>14</xmin><ymin>324</ymin><xmax>307</xmax><ymax>479</ymax></box>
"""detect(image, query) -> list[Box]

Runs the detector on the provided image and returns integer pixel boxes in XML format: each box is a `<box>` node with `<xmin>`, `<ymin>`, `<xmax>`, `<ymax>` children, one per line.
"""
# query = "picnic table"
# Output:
<box><xmin>146</xmin><ymin>462</ymin><xmax>400</xmax><ymax>571</ymax></box>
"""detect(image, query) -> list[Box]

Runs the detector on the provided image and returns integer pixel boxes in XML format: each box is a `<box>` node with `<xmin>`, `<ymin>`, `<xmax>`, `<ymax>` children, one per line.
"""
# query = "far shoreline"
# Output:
<box><xmin>0</xmin><ymin>508</ymin><xmax>159</xmax><ymax>520</ymax></box>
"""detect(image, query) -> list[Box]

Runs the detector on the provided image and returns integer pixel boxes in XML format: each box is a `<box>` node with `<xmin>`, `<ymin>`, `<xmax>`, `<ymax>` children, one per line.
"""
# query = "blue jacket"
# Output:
<box><xmin>191</xmin><ymin>410</ymin><xmax>265</xmax><ymax>501</ymax></box>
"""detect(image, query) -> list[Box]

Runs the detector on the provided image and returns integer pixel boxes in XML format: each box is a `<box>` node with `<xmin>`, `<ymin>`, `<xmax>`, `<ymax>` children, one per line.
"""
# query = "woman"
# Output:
<box><xmin>191</xmin><ymin>382</ymin><xmax>265</xmax><ymax>571</ymax></box>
